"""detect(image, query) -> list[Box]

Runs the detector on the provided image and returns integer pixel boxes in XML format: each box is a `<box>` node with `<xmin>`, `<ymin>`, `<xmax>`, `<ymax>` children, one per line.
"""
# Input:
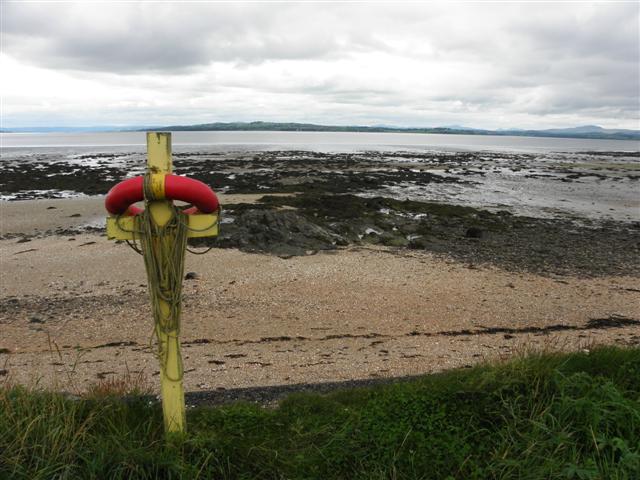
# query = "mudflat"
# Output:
<box><xmin>1</xmin><ymin>196</ymin><xmax>638</xmax><ymax>397</ymax></box>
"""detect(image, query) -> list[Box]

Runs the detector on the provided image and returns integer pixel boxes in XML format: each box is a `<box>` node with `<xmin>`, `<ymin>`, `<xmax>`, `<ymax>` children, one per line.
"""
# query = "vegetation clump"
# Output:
<box><xmin>1</xmin><ymin>346</ymin><xmax>639</xmax><ymax>479</ymax></box>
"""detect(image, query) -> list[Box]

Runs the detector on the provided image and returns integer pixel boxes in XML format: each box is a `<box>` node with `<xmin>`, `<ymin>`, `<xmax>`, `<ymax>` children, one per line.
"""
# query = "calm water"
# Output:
<box><xmin>1</xmin><ymin>130</ymin><xmax>639</xmax><ymax>154</ymax></box>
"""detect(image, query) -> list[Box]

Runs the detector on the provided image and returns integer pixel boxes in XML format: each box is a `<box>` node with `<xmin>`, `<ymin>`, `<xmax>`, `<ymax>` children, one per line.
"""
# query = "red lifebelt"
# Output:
<box><xmin>105</xmin><ymin>175</ymin><xmax>219</xmax><ymax>215</ymax></box>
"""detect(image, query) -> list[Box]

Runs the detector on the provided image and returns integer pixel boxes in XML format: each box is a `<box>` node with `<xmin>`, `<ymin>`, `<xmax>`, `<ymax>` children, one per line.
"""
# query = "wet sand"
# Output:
<box><xmin>1</xmin><ymin>197</ymin><xmax>638</xmax><ymax>396</ymax></box>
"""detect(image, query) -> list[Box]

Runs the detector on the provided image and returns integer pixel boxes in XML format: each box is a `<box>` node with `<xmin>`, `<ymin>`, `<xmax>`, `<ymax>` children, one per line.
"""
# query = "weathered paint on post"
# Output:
<box><xmin>146</xmin><ymin>131</ymin><xmax>186</xmax><ymax>434</ymax></box>
<box><xmin>106</xmin><ymin>214</ymin><xmax>218</xmax><ymax>240</ymax></box>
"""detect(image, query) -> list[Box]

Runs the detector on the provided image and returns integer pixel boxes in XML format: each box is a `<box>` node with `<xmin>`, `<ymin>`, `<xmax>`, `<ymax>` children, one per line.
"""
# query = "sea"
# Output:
<box><xmin>1</xmin><ymin>130</ymin><xmax>639</xmax><ymax>154</ymax></box>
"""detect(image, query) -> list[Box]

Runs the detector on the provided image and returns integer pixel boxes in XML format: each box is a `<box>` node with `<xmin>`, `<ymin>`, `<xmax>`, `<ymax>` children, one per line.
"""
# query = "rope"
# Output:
<box><xmin>113</xmin><ymin>174</ymin><xmax>219</xmax><ymax>381</ymax></box>
<box><xmin>117</xmin><ymin>203</ymin><xmax>220</xmax><ymax>256</ymax></box>
<box><xmin>180</xmin><ymin>206</ymin><xmax>221</xmax><ymax>255</ymax></box>
<box><xmin>125</xmin><ymin>239</ymin><xmax>143</xmax><ymax>255</ymax></box>
<box><xmin>138</xmin><ymin>173</ymin><xmax>189</xmax><ymax>382</ymax></box>
<box><xmin>186</xmin><ymin>246</ymin><xmax>214</xmax><ymax>255</ymax></box>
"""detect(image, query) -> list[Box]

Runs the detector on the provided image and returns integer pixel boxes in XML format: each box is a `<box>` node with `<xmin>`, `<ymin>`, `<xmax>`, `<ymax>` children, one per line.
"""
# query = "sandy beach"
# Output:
<box><xmin>1</xmin><ymin>196</ymin><xmax>638</xmax><ymax>397</ymax></box>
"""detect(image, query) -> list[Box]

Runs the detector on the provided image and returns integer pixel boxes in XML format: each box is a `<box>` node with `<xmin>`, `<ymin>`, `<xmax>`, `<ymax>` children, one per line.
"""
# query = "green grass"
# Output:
<box><xmin>1</xmin><ymin>346</ymin><xmax>639</xmax><ymax>479</ymax></box>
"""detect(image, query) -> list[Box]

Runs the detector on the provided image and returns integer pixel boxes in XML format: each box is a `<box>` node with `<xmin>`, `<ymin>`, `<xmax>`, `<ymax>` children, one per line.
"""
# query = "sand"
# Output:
<box><xmin>1</xmin><ymin>197</ymin><xmax>638</xmax><ymax>396</ymax></box>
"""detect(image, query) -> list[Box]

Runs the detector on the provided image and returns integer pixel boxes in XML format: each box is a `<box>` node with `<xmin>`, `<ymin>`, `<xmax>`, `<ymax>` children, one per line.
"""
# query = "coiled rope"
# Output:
<box><xmin>138</xmin><ymin>174</ymin><xmax>188</xmax><ymax>382</ymax></box>
<box><xmin>113</xmin><ymin>175</ymin><xmax>219</xmax><ymax>381</ymax></box>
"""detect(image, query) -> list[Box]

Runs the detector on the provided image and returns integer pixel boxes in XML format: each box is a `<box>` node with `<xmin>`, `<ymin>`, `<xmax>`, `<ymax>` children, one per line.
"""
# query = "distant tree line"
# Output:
<box><xmin>144</xmin><ymin>121</ymin><xmax>640</xmax><ymax>140</ymax></box>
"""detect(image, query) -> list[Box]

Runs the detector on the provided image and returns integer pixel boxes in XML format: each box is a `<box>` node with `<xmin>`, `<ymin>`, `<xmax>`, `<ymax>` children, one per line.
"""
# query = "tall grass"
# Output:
<box><xmin>1</xmin><ymin>346</ymin><xmax>639</xmax><ymax>479</ymax></box>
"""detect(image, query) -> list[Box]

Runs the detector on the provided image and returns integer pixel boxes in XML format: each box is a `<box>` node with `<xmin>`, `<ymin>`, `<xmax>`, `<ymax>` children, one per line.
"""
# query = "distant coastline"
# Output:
<box><xmin>2</xmin><ymin>121</ymin><xmax>639</xmax><ymax>141</ymax></box>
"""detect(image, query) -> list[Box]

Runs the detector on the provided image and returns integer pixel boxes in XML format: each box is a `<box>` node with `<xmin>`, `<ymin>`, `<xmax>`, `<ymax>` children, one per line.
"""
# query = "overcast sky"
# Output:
<box><xmin>1</xmin><ymin>1</ymin><xmax>639</xmax><ymax>129</ymax></box>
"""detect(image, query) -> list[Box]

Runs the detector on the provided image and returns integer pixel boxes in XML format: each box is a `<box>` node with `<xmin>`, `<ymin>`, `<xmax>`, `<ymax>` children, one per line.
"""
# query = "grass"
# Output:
<box><xmin>1</xmin><ymin>346</ymin><xmax>639</xmax><ymax>479</ymax></box>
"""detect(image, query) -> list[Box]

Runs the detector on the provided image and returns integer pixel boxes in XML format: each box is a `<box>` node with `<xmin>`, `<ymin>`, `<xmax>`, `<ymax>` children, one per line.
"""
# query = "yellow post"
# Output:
<box><xmin>146</xmin><ymin>132</ymin><xmax>185</xmax><ymax>434</ymax></box>
<box><xmin>105</xmin><ymin>132</ymin><xmax>219</xmax><ymax>436</ymax></box>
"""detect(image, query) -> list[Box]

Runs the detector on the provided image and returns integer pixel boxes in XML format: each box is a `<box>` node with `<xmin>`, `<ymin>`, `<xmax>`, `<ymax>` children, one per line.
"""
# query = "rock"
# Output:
<box><xmin>380</xmin><ymin>232</ymin><xmax>409</xmax><ymax>247</ymax></box>
<box><xmin>465</xmin><ymin>227</ymin><xmax>484</xmax><ymax>239</ymax></box>
<box><xmin>408</xmin><ymin>237</ymin><xmax>430</xmax><ymax>249</ymax></box>
<box><xmin>210</xmin><ymin>209</ymin><xmax>343</xmax><ymax>256</ymax></box>
<box><xmin>362</xmin><ymin>232</ymin><xmax>381</xmax><ymax>245</ymax></box>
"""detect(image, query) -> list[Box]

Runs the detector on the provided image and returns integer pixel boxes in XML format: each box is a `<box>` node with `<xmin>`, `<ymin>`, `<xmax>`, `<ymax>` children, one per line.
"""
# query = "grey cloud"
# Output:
<box><xmin>1</xmin><ymin>3</ymin><xmax>379</xmax><ymax>72</ymax></box>
<box><xmin>511</xmin><ymin>5</ymin><xmax>639</xmax><ymax>63</ymax></box>
<box><xmin>1</xmin><ymin>2</ymin><xmax>638</xmax><ymax>128</ymax></box>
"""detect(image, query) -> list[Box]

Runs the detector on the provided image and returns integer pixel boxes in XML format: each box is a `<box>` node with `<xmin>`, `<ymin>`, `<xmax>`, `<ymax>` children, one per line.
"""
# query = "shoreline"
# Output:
<box><xmin>1</xmin><ymin>198</ymin><xmax>638</xmax><ymax>394</ymax></box>
<box><xmin>2</xmin><ymin>144</ymin><xmax>639</xmax><ymax>396</ymax></box>
<box><xmin>2</xmin><ymin>148</ymin><xmax>638</xmax><ymax>222</ymax></box>
<box><xmin>3</xmin><ymin>193</ymin><xmax>638</xmax><ymax>278</ymax></box>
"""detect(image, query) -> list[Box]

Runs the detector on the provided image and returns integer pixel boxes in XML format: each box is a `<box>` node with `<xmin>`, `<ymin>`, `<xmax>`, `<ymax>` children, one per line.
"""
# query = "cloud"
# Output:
<box><xmin>1</xmin><ymin>3</ymin><xmax>380</xmax><ymax>72</ymax></box>
<box><xmin>1</xmin><ymin>2</ymin><xmax>638</xmax><ymax>129</ymax></box>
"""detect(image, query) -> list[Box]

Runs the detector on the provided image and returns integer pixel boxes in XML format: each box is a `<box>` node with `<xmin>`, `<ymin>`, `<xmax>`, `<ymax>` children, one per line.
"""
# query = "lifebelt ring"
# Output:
<box><xmin>105</xmin><ymin>175</ymin><xmax>219</xmax><ymax>216</ymax></box>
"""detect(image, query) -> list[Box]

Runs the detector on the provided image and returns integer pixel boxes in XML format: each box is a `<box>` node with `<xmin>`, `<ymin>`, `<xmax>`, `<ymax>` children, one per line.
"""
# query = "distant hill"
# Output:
<box><xmin>3</xmin><ymin>122</ymin><xmax>639</xmax><ymax>140</ymax></box>
<box><xmin>539</xmin><ymin>125</ymin><xmax>640</xmax><ymax>136</ymax></box>
<box><xmin>145</xmin><ymin>121</ymin><xmax>640</xmax><ymax>140</ymax></box>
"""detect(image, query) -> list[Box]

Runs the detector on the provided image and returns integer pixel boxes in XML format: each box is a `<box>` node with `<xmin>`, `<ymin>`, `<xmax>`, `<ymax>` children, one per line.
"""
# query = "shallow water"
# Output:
<box><xmin>370</xmin><ymin>151</ymin><xmax>640</xmax><ymax>222</ymax></box>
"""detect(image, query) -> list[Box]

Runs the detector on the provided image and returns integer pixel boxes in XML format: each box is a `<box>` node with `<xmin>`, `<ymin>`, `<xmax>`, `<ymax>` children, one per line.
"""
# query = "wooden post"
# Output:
<box><xmin>146</xmin><ymin>132</ymin><xmax>185</xmax><ymax>434</ymax></box>
<box><xmin>105</xmin><ymin>132</ymin><xmax>219</xmax><ymax>436</ymax></box>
